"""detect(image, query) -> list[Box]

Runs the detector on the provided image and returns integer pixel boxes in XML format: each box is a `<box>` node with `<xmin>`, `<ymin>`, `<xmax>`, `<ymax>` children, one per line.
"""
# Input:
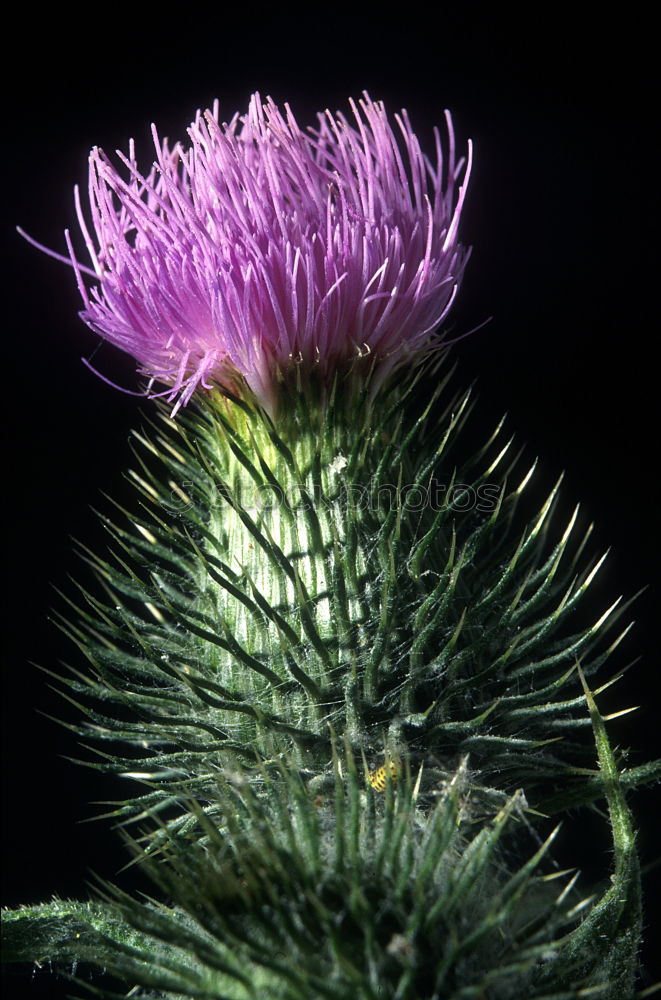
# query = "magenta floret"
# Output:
<box><xmin>38</xmin><ymin>93</ymin><xmax>472</xmax><ymax>412</ymax></box>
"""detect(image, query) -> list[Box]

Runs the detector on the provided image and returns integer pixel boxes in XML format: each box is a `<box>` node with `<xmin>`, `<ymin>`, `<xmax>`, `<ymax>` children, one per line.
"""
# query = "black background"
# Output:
<box><xmin>2</xmin><ymin>9</ymin><xmax>659</xmax><ymax>996</ymax></box>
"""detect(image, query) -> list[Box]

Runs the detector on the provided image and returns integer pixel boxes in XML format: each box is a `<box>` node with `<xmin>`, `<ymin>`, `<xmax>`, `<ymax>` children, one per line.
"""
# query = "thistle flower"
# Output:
<box><xmin>29</xmin><ymin>93</ymin><xmax>471</xmax><ymax>413</ymax></box>
<box><xmin>7</xmin><ymin>90</ymin><xmax>652</xmax><ymax>1000</ymax></box>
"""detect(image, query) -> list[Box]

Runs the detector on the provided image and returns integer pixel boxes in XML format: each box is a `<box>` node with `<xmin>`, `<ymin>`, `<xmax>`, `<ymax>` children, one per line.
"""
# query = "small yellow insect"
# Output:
<box><xmin>368</xmin><ymin>760</ymin><xmax>400</xmax><ymax>792</ymax></box>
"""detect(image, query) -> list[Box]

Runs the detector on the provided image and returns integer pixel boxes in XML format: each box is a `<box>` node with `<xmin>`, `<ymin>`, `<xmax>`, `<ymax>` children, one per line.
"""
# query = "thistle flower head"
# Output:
<box><xmin>44</xmin><ymin>92</ymin><xmax>471</xmax><ymax>413</ymax></box>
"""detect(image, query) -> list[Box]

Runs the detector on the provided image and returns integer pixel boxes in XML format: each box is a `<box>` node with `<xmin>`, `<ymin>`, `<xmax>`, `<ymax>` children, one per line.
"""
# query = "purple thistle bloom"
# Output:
<box><xmin>28</xmin><ymin>93</ymin><xmax>472</xmax><ymax>414</ymax></box>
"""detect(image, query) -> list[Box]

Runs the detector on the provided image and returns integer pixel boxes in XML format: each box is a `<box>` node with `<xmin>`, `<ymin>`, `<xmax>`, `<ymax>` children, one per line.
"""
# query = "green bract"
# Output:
<box><xmin>3</xmin><ymin>360</ymin><xmax>656</xmax><ymax>998</ymax></box>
